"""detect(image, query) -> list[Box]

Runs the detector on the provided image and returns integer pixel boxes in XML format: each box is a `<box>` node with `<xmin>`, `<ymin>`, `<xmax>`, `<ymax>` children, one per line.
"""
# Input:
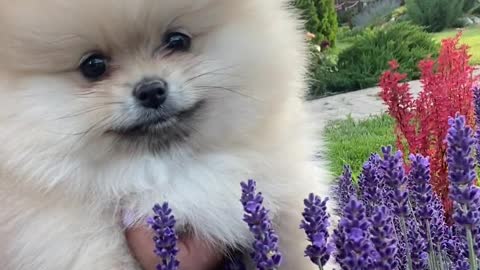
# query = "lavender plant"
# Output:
<box><xmin>380</xmin><ymin>146</ymin><xmax>413</xmax><ymax>269</ymax></box>
<box><xmin>369</xmin><ymin>205</ymin><xmax>398</xmax><ymax>269</ymax></box>
<box><xmin>358</xmin><ymin>153</ymin><xmax>383</xmax><ymax>215</ymax></box>
<box><xmin>333</xmin><ymin>198</ymin><xmax>376</xmax><ymax>270</ymax></box>
<box><xmin>474</xmin><ymin>86</ymin><xmax>480</xmax><ymax>166</ymax></box>
<box><xmin>409</xmin><ymin>154</ymin><xmax>449</xmax><ymax>269</ymax></box>
<box><xmin>240</xmin><ymin>180</ymin><xmax>282</xmax><ymax>270</ymax></box>
<box><xmin>446</xmin><ymin>114</ymin><xmax>480</xmax><ymax>269</ymax></box>
<box><xmin>332</xmin><ymin>165</ymin><xmax>356</xmax><ymax>213</ymax></box>
<box><xmin>324</xmin><ymin>113</ymin><xmax>480</xmax><ymax>270</ymax></box>
<box><xmin>300</xmin><ymin>194</ymin><xmax>332</xmax><ymax>269</ymax></box>
<box><xmin>147</xmin><ymin>203</ymin><xmax>180</xmax><ymax>270</ymax></box>
<box><xmin>148</xmin><ymin>88</ymin><xmax>480</xmax><ymax>270</ymax></box>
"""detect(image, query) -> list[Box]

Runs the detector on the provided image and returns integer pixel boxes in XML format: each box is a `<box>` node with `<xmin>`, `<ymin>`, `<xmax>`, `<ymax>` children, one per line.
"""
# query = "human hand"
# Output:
<box><xmin>126</xmin><ymin>226</ymin><xmax>223</xmax><ymax>270</ymax></box>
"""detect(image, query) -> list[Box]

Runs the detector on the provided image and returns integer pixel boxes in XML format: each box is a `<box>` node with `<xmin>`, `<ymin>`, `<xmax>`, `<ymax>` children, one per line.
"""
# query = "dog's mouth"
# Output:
<box><xmin>116</xmin><ymin>101</ymin><xmax>203</xmax><ymax>135</ymax></box>
<box><xmin>105</xmin><ymin>101</ymin><xmax>205</xmax><ymax>150</ymax></box>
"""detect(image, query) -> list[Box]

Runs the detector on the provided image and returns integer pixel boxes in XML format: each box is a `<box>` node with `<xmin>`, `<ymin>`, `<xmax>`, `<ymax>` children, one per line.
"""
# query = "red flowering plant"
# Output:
<box><xmin>380</xmin><ymin>33</ymin><xmax>479</xmax><ymax>221</ymax></box>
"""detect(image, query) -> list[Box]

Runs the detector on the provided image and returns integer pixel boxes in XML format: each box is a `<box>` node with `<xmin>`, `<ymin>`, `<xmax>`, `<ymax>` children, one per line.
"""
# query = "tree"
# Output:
<box><xmin>294</xmin><ymin>0</ymin><xmax>321</xmax><ymax>37</ymax></box>
<box><xmin>314</xmin><ymin>0</ymin><xmax>339</xmax><ymax>46</ymax></box>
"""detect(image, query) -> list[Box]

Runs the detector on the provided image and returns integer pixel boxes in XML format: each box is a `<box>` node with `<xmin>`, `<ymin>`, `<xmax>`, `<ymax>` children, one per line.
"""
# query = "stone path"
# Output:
<box><xmin>307</xmin><ymin>68</ymin><xmax>479</xmax><ymax>130</ymax></box>
<box><xmin>306</xmin><ymin>80</ymin><xmax>423</xmax><ymax>129</ymax></box>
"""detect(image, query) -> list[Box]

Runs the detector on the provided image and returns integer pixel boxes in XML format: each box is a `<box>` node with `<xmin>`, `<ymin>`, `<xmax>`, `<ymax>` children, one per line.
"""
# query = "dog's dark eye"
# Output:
<box><xmin>165</xmin><ymin>32</ymin><xmax>191</xmax><ymax>51</ymax></box>
<box><xmin>80</xmin><ymin>53</ymin><xmax>108</xmax><ymax>80</ymax></box>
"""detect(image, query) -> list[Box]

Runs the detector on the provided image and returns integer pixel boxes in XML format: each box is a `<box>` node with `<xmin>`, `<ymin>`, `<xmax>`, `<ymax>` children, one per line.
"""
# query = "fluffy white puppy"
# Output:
<box><xmin>0</xmin><ymin>0</ymin><xmax>332</xmax><ymax>269</ymax></box>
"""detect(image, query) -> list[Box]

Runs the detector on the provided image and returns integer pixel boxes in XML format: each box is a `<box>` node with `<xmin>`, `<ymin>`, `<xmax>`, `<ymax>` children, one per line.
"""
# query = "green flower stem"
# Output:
<box><xmin>318</xmin><ymin>258</ymin><xmax>324</xmax><ymax>270</ymax></box>
<box><xmin>400</xmin><ymin>217</ymin><xmax>413</xmax><ymax>270</ymax></box>
<box><xmin>466</xmin><ymin>227</ymin><xmax>478</xmax><ymax>270</ymax></box>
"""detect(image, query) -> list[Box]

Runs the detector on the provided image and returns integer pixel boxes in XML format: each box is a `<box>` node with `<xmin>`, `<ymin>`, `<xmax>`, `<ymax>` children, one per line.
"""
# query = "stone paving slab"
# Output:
<box><xmin>306</xmin><ymin>80</ymin><xmax>422</xmax><ymax>129</ymax></box>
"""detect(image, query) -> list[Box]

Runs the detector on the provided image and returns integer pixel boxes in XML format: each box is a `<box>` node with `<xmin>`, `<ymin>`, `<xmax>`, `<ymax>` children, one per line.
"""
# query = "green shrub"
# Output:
<box><xmin>308</xmin><ymin>23</ymin><xmax>438</xmax><ymax>97</ymax></box>
<box><xmin>294</xmin><ymin>0</ymin><xmax>338</xmax><ymax>45</ymax></box>
<box><xmin>307</xmin><ymin>49</ymin><xmax>350</xmax><ymax>97</ymax></box>
<box><xmin>314</xmin><ymin>0</ymin><xmax>339</xmax><ymax>45</ymax></box>
<box><xmin>406</xmin><ymin>0</ymin><xmax>465</xmax><ymax>32</ymax></box>
<box><xmin>294</xmin><ymin>0</ymin><xmax>321</xmax><ymax>37</ymax></box>
<box><xmin>336</xmin><ymin>26</ymin><xmax>351</xmax><ymax>41</ymax></box>
<box><xmin>391</xmin><ymin>6</ymin><xmax>408</xmax><ymax>20</ymax></box>
<box><xmin>336</xmin><ymin>22</ymin><xmax>438</xmax><ymax>89</ymax></box>
<box><xmin>336</xmin><ymin>26</ymin><xmax>365</xmax><ymax>43</ymax></box>
<box><xmin>309</xmin><ymin>68</ymin><xmax>357</xmax><ymax>97</ymax></box>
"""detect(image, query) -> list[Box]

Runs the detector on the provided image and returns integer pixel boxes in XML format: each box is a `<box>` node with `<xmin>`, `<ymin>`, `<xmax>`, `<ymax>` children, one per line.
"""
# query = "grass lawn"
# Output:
<box><xmin>323</xmin><ymin>114</ymin><xmax>396</xmax><ymax>178</ymax></box>
<box><xmin>429</xmin><ymin>26</ymin><xmax>480</xmax><ymax>65</ymax></box>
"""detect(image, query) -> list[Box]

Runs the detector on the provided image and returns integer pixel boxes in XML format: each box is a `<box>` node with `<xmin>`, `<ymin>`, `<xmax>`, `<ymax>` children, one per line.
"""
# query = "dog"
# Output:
<box><xmin>0</xmin><ymin>0</ymin><xmax>332</xmax><ymax>269</ymax></box>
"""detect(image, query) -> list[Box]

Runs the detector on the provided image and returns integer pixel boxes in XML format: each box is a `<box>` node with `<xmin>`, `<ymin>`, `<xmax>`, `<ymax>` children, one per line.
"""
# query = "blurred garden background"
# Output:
<box><xmin>296</xmin><ymin>0</ymin><xmax>480</xmax><ymax>98</ymax></box>
<box><xmin>297</xmin><ymin>0</ymin><xmax>480</xmax><ymax>213</ymax></box>
<box><xmin>296</xmin><ymin>0</ymin><xmax>480</xmax><ymax>173</ymax></box>
<box><xmin>290</xmin><ymin>1</ymin><xmax>480</xmax><ymax>267</ymax></box>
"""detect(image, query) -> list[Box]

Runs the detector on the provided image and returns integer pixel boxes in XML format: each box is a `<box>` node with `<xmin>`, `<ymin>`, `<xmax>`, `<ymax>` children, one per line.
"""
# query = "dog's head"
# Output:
<box><xmin>0</xmin><ymin>0</ymin><xmax>307</xmax><ymax>191</ymax></box>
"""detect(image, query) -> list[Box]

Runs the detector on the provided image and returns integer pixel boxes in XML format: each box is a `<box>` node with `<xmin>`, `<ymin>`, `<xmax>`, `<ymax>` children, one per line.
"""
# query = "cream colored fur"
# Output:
<box><xmin>0</xmin><ymin>0</ymin><xmax>333</xmax><ymax>269</ymax></box>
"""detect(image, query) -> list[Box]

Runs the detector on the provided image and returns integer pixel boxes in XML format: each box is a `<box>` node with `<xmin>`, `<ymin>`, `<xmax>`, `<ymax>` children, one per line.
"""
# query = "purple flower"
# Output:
<box><xmin>409</xmin><ymin>154</ymin><xmax>434</xmax><ymax>221</ymax></box>
<box><xmin>447</xmin><ymin>114</ymin><xmax>480</xmax><ymax>268</ymax></box>
<box><xmin>359</xmin><ymin>153</ymin><xmax>384</xmax><ymax>215</ymax></box>
<box><xmin>333</xmin><ymin>198</ymin><xmax>376</xmax><ymax>270</ymax></box>
<box><xmin>455</xmin><ymin>260</ymin><xmax>471</xmax><ymax>270</ymax></box>
<box><xmin>409</xmin><ymin>154</ymin><xmax>448</xmax><ymax>252</ymax></box>
<box><xmin>380</xmin><ymin>146</ymin><xmax>409</xmax><ymax>217</ymax></box>
<box><xmin>407</xmin><ymin>219</ymin><xmax>428</xmax><ymax>270</ymax></box>
<box><xmin>430</xmin><ymin>191</ymin><xmax>450</xmax><ymax>248</ymax></box>
<box><xmin>445</xmin><ymin>226</ymin><xmax>470</xmax><ymax>270</ymax></box>
<box><xmin>147</xmin><ymin>203</ymin><xmax>180</xmax><ymax>270</ymax></box>
<box><xmin>240</xmin><ymin>180</ymin><xmax>282</xmax><ymax>270</ymax></box>
<box><xmin>395</xmin><ymin>236</ymin><xmax>407</xmax><ymax>269</ymax></box>
<box><xmin>473</xmin><ymin>85</ymin><xmax>480</xmax><ymax>125</ymax></box>
<box><xmin>380</xmin><ymin>147</ymin><xmax>416</xmax><ymax>269</ymax></box>
<box><xmin>333</xmin><ymin>165</ymin><xmax>357</xmax><ymax>213</ymax></box>
<box><xmin>369</xmin><ymin>205</ymin><xmax>398</xmax><ymax>270</ymax></box>
<box><xmin>473</xmin><ymin>86</ymin><xmax>480</xmax><ymax>166</ymax></box>
<box><xmin>447</xmin><ymin>114</ymin><xmax>480</xmax><ymax>227</ymax></box>
<box><xmin>300</xmin><ymin>194</ymin><xmax>332</xmax><ymax>267</ymax></box>
<box><xmin>332</xmin><ymin>224</ymin><xmax>348</xmax><ymax>269</ymax></box>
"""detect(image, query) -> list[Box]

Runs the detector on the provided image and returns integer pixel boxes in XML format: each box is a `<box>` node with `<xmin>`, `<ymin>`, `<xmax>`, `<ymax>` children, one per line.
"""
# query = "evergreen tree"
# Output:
<box><xmin>294</xmin><ymin>0</ymin><xmax>321</xmax><ymax>38</ymax></box>
<box><xmin>314</xmin><ymin>0</ymin><xmax>338</xmax><ymax>46</ymax></box>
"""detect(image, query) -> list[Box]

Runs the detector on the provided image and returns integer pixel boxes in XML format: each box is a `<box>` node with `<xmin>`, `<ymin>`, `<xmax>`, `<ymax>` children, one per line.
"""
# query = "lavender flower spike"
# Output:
<box><xmin>409</xmin><ymin>154</ymin><xmax>451</xmax><ymax>268</ymax></box>
<box><xmin>380</xmin><ymin>146</ymin><xmax>413</xmax><ymax>270</ymax></box>
<box><xmin>359</xmin><ymin>153</ymin><xmax>383</xmax><ymax>215</ymax></box>
<box><xmin>407</xmin><ymin>219</ymin><xmax>428</xmax><ymax>270</ymax></box>
<box><xmin>147</xmin><ymin>203</ymin><xmax>180</xmax><ymax>270</ymax></box>
<box><xmin>241</xmin><ymin>180</ymin><xmax>282</xmax><ymax>270</ymax></box>
<box><xmin>447</xmin><ymin>114</ymin><xmax>480</xmax><ymax>270</ymax></box>
<box><xmin>300</xmin><ymin>194</ymin><xmax>332</xmax><ymax>268</ymax></box>
<box><xmin>409</xmin><ymin>154</ymin><xmax>439</xmax><ymax>245</ymax></box>
<box><xmin>473</xmin><ymin>85</ymin><xmax>480</xmax><ymax>170</ymax></box>
<box><xmin>333</xmin><ymin>165</ymin><xmax>356</xmax><ymax>213</ymax></box>
<box><xmin>409</xmin><ymin>154</ymin><xmax>434</xmax><ymax>221</ymax></box>
<box><xmin>334</xmin><ymin>198</ymin><xmax>376</xmax><ymax>270</ymax></box>
<box><xmin>473</xmin><ymin>85</ymin><xmax>480</xmax><ymax>128</ymax></box>
<box><xmin>380</xmin><ymin>146</ymin><xmax>408</xmax><ymax>217</ymax></box>
<box><xmin>369</xmin><ymin>205</ymin><xmax>398</xmax><ymax>270</ymax></box>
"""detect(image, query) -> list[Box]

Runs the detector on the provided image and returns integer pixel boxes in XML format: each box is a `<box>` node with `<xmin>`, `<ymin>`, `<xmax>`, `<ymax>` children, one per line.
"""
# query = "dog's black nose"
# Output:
<box><xmin>133</xmin><ymin>78</ymin><xmax>168</xmax><ymax>109</ymax></box>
